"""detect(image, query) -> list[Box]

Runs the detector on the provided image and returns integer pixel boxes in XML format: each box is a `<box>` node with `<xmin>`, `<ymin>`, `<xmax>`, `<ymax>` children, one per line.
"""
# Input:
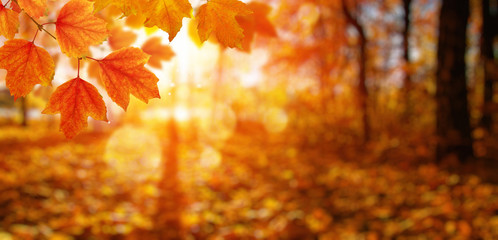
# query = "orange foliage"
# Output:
<box><xmin>0</xmin><ymin>39</ymin><xmax>54</xmax><ymax>99</ymax></box>
<box><xmin>92</xmin><ymin>0</ymin><xmax>144</xmax><ymax>16</ymax></box>
<box><xmin>143</xmin><ymin>0</ymin><xmax>192</xmax><ymax>41</ymax></box>
<box><xmin>237</xmin><ymin>2</ymin><xmax>277</xmax><ymax>51</ymax></box>
<box><xmin>0</xmin><ymin>4</ymin><xmax>19</xmax><ymax>39</ymax></box>
<box><xmin>55</xmin><ymin>0</ymin><xmax>108</xmax><ymax>58</ymax></box>
<box><xmin>17</xmin><ymin>0</ymin><xmax>46</xmax><ymax>18</ymax></box>
<box><xmin>108</xmin><ymin>27</ymin><xmax>137</xmax><ymax>50</ymax></box>
<box><xmin>95</xmin><ymin>47</ymin><xmax>160</xmax><ymax>110</ymax></box>
<box><xmin>141</xmin><ymin>37</ymin><xmax>175</xmax><ymax>68</ymax></box>
<box><xmin>0</xmin><ymin>0</ymin><xmax>274</xmax><ymax>139</ymax></box>
<box><xmin>125</xmin><ymin>14</ymin><xmax>146</xmax><ymax>29</ymax></box>
<box><xmin>196</xmin><ymin>0</ymin><xmax>253</xmax><ymax>49</ymax></box>
<box><xmin>43</xmin><ymin>77</ymin><xmax>107</xmax><ymax>138</ymax></box>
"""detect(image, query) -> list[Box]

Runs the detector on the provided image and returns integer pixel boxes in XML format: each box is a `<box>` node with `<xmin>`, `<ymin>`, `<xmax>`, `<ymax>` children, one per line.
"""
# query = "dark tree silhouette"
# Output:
<box><xmin>402</xmin><ymin>0</ymin><xmax>413</xmax><ymax>117</ymax></box>
<box><xmin>480</xmin><ymin>0</ymin><xmax>497</xmax><ymax>130</ymax></box>
<box><xmin>436</xmin><ymin>0</ymin><xmax>473</xmax><ymax>162</ymax></box>
<box><xmin>341</xmin><ymin>0</ymin><xmax>370</xmax><ymax>143</ymax></box>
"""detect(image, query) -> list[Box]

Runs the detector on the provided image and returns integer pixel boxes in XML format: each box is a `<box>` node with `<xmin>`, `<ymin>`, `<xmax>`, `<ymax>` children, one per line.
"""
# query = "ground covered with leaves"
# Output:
<box><xmin>0</xmin><ymin>126</ymin><xmax>497</xmax><ymax>240</ymax></box>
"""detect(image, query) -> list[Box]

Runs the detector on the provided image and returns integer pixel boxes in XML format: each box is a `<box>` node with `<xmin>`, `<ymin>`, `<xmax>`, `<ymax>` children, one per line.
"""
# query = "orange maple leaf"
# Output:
<box><xmin>237</xmin><ymin>2</ymin><xmax>277</xmax><ymax>52</ymax></box>
<box><xmin>143</xmin><ymin>0</ymin><xmax>192</xmax><ymax>41</ymax></box>
<box><xmin>141</xmin><ymin>37</ymin><xmax>175</xmax><ymax>69</ymax></box>
<box><xmin>17</xmin><ymin>0</ymin><xmax>47</xmax><ymax>18</ymax></box>
<box><xmin>125</xmin><ymin>14</ymin><xmax>146</xmax><ymax>29</ymax></box>
<box><xmin>43</xmin><ymin>77</ymin><xmax>107</xmax><ymax>139</ymax></box>
<box><xmin>108</xmin><ymin>27</ymin><xmax>137</xmax><ymax>50</ymax></box>
<box><xmin>196</xmin><ymin>0</ymin><xmax>252</xmax><ymax>49</ymax></box>
<box><xmin>0</xmin><ymin>39</ymin><xmax>54</xmax><ymax>99</ymax></box>
<box><xmin>55</xmin><ymin>0</ymin><xmax>108</xmax><ymax>58</ymax></box>
<box><xmin>10</xmin><ymin>1</ymin><xmax>22</xmax><ymax>13</ymax></box>
<box><xmin>87</xmin><ymin>59</ymin><xmax>101</xmax><ymax>80</ymax></box>
<box><xmin>0</xmin><ymin>4</ymin><xmax>19</xmax><ymax>39</ymax></box>
<box><xmin>96</xmin><ymin>47</ymin><xmax>160</xmax><ymax>110</ymax></box>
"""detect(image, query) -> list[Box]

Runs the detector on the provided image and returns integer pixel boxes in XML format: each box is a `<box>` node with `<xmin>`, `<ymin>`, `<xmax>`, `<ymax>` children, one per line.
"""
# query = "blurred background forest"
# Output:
<box><xmin>1</xmin><ymin>0</ymin><xmax>498</xmax><ymax>239</ymax></box>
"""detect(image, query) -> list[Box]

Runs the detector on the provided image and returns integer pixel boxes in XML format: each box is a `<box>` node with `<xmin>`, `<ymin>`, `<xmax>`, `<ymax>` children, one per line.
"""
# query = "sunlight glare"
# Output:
<box><xmin>174</xmin><ymin>106</ymin><xmax>190</xmax><ymax>122</ymax></box>
<box><xmin>200</xmin><ymin>146</ymin><xmax>222</xmax><ymax>169</ymax></box>
<box><xmin>105</xmin><ymin>125</ymin><xmax>162</xmax><ymax>181</ymax></box>
<box><xmin>241</xmin><ymin>69</ymin><xmax>262</xmax><ymax>88</ymax></box>
<box><xmin>199</xmin><ymin>104</ymin><xmax>236</xmax><ymax>142</ymax></box>
<box><xmin>263</xmin><ymin>108</ymin><xmax>288</xmax><ymax>133</ymax></box>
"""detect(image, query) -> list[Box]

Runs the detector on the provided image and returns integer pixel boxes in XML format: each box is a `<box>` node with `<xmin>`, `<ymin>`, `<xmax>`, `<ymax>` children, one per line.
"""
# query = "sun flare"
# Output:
<box><xmin>104</xmin><ymin>125</ymin><xmax>162</xmax><ymax>181</ymax></box>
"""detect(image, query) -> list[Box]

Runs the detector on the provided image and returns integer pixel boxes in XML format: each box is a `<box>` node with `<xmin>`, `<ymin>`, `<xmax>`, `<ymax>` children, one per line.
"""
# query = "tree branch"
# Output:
<box><xmin>341</xmin><ymin>0</ymin><xmax>366</xmax><ymax>42</ymax></box>
<box><xmin>12</xmin><ymin>0</ymin><xmax>57</xmax><ymax>40</ymax></box>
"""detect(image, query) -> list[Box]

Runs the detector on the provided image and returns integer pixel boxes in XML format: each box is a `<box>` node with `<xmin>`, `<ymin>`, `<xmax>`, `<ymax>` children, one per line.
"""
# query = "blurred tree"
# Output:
<box><xmin>436</xmin><ymin>0</ymin><xmax>474</xmax><ymax>162</ymax></box>
<box><xmin>402</xmin><ymin>0</ymin><xmax>413</xmax><ymax>117</ymax></box>
<box><xmin>480</xmin><ymin>0</ymin><xmax>498</xmax><ymax>130</ymax></box>
<box><xmin>341</xmin><ymin>0</ymin><xmax>370</xmax><ymax>142</ymax></box>
<box><xmin>155</xmin><ymin>118</ymin><xmax>183</xmax><ymax>240</ymax></box>
<box><xmin>20</xmin><ymin>97</ymin><xmax>27</xmax><ymax>127</ymax></box>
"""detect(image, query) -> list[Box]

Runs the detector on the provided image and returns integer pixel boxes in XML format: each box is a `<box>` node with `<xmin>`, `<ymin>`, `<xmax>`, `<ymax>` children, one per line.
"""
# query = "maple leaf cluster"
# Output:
<box><xmin>0</xmin><ymin>0</ymin><xmax>276</xmax><ymax>138</ymax></box>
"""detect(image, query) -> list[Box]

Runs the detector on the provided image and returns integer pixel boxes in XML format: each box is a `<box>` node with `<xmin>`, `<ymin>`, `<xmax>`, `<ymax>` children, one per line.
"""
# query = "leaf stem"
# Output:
<box><xmin>32</xmin><ymin>29</ymin><xmax>39</xmax><ymax>42</ymax></box>
<box><xmin>18</xmin><ymin>2</ymin><xmax>57</xmax><ymax>41</ymax></box>
<box><xmin>4</xmin><ymin>0</ymin><xmax>11</xmax><ymax>7</ymax></box>
<box><xmin>25</xmin><ymin>13</ymin><xmax>58</xmax><ymax>40</ymax></box>
<box><xmin>77</xmin><ymin>58</ymin><xmax>81</xmax><ymax>77</ymax></box>
<box><xmin>86</xmin><ymin>56</ymin><xmax>100</xmax><ymax>62</ymax></box>
<box><xmin>42</xmin><ymin>28</ymin><xmax>57</xmax><ymax>40</ymax></box>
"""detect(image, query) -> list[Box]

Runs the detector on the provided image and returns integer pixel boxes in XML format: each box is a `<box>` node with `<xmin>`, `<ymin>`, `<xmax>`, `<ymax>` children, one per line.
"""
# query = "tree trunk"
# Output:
<box><xmin>480</xmin><ymin>0</ymin><xmax>495</xmax><ymax>130</ymax></box>
<box><xmin>20</xmin><ymin>97</ymin><xmax>27</xmax><ymax>127</ymax></box>
<box><xmin>402</xmin><ymin>0</ymin><xmax>413</xmax><ymax>117</ymax></box>
<box><xmin>358</xmin><ymin>29</ymin><xmax>369</xmax><ymax>142</ymax></box>
<box><xmin>436</xmin><ymin>0</ymin><xmax>473</xmax><ymax>163</ymax></box>
<box><xmin>154</xmin><ymin>118</ymin><xmax>183</xmax><ymax>239</ymax></box>
<box><xmin>341</xmin><ymin>0</ymin><xmax>370</xmax><ymax>143</ymax></box>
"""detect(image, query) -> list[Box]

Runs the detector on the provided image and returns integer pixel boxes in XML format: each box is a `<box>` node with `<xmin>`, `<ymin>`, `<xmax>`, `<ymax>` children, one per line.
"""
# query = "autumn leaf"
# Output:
<box><xmin>125</xmin><ymin>14</ymin><xmax>146</xmax><ymax>29</ymax></box>
<box><xmin>187</xmin><ymin>18</ymin><xmax>202</xmax><ymax>47</ymax></box>
<box><xmin>55</xmin><ymin>0</ymin><xmax>108</xmax><ymax>58</ymax></box>
<box><xmin>108</xmin><ymin>27</ymin><xmax>137</xmax><ymax>50</ymax></box>
<box><xmin>141</xmin><ymin>37</ymin><xmax>175</xmax><ymax>68</ymax></box>
<box><xmin>91</xmin><ymin>0</ymin><xmax>144</xmax><ymax>16</ymax></box>
<box><xmin>196</xmin><ymin>0</ymin><xmax>252</xmax><ymax>48</ymax></box>
<box><xmin>90</xmin><ymin>0</ymin><xmax>111</xmax><ymax>12</ymax></box>
<box><xmin>87</xmin><ymin>59</ymin><xmax>101</xmax><ymax>80</ymax></box>
<box><xmin>17</xmin><ymin>0</ymin><xmax>47</xmax><ymax>18</ymax></box>
<box><xmin>10</xmin><ymin>1</ymin><xmax>22</xmax><ymax>13</ymax></box>
<box><xmin>143</xmin><ymin>0</ymin><xmax>192</xmax><ymax>41</ymax></box>
<box><xmin>0</xmin><ymin>4</ymin><xmax>19</xmax><ymax>39</ymax></box>
<box><xmin>42</xmin><ymin>77</ymin><xmax>107</xmax><ymax>139</ymax></box>
<box><xmin>0</xmin><ymin>39</ymin><xmax>54</xmax><ymax>99</ymax></box>
<box><xmin>249</xmin><ymin>2</ymin><xmax>276</xmax><ymax>37</ymax></box>
<box><xmin>237</xmin><ymin>2</ymin><xmax>276</xmax><ymax>51</ymax></box>
<box><xmin>96</xmin><ymin>47</ymin><xmax>160</xmax><ymax>110</ymax></box>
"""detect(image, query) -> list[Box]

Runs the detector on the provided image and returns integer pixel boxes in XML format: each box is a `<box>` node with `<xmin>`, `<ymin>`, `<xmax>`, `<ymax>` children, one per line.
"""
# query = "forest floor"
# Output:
<box><xmin>0</xmin><ymin>125</ymin><xmax>497</xmax><ymax>239</ymax></box>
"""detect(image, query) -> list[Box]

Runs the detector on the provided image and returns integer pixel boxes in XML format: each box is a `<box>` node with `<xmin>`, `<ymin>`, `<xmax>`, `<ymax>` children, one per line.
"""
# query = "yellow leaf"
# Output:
<box><xmin>196</xmin><ymin>0</ymin><xmax>252</xmax><ymax>49</ymax></box>
<box><xmin>125</xmin><ymin>14</ymin><xmax>146</xmax><ymax>29</ymax></box>
<box><xmin>143</xmin><ymin>0</ymin><xmax>192</xmax><ymax>41</ymax></box>
<box><xmin>187</xmin><ymin>18</ymin><xmax>202</xmax><ymax>47</ymax></box>
<box><xmin>92</xmin><ymin>0</ymin><xmax>143</xmax><ymax>16</ymax></box>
